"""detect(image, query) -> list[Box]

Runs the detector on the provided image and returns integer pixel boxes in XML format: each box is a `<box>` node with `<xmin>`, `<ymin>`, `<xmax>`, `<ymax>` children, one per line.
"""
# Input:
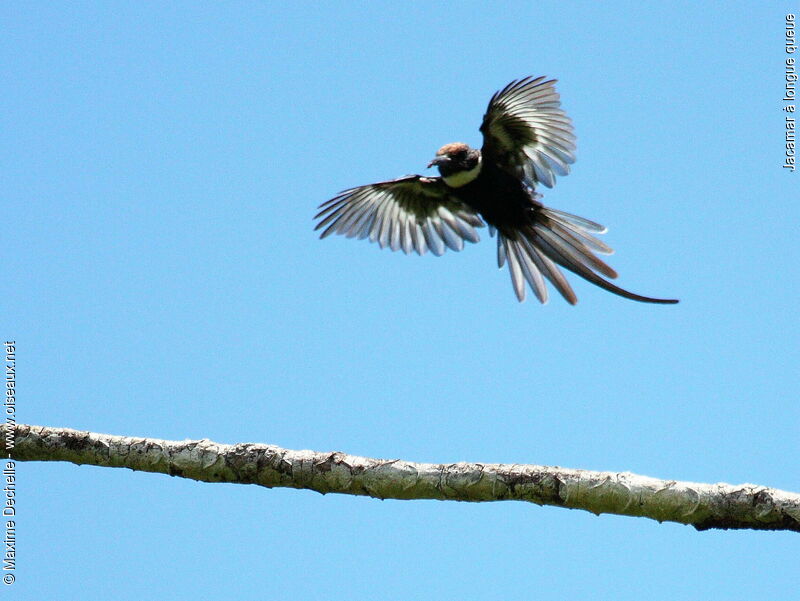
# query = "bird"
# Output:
<box><xmin>314</xmin><ymin>76</ymin><xmax>678</xmax><ymax>305</ymax></box>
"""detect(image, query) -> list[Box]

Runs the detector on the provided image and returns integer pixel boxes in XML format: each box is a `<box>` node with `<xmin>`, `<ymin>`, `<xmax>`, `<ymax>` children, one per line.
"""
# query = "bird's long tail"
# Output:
<box><xmin>496</xmin><ymin>207</ymin><xmax>678</xmax><ymax>305</ymax></box>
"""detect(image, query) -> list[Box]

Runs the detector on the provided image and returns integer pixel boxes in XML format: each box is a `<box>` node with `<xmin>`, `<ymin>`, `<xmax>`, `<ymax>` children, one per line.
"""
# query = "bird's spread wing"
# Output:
<box><xmin>314</xmin><ymin>175</ymin><xmax>485</xmax><ymax>256</ymax></box>
<box><xmin>480</xmin><ymin>76</ymin><xmax>576</xmax><ymax>189</ymax></box>
<box><xmin>497</xmin><ymin>207</ymin><xmax>679</xmax><ymax>305</ymax></box>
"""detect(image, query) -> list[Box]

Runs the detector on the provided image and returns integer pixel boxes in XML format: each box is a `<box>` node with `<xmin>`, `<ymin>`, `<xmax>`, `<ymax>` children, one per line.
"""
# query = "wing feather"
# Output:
<box><xmin>314</xmin><ymin>175</ymin><xmax>484</xmax><ymax>256</ymax></box>
<box><xmin>480</xmin><ymin>76</ymin><xmax>577</xmax><ymax>189</ymax></box>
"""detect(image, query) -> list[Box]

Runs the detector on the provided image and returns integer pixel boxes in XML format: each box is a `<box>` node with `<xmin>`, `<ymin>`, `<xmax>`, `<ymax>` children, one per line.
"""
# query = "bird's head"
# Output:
<box><xmin>427</xmin><ymin>142</ymin><xmax>482</xmax><ymax>188</ymax></box>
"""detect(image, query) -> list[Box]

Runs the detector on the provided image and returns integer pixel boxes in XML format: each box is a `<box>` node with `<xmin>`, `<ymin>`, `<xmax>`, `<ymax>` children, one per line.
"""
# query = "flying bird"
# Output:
<box><xmin>314</xmin><ymin>76</ymin><xmax>678</xmax><ymax>305</ymax></box>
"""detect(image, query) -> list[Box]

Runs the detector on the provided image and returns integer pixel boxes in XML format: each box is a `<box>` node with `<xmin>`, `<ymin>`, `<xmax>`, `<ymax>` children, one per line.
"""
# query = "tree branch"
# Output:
<box><xmin>5</xmin><ymin>424</ymin><xmax>799</xmax><ymax>532</ymax></box>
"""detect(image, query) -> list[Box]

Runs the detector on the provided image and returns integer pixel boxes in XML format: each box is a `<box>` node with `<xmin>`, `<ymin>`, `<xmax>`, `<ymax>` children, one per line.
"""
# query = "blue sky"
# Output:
<box><xmin>5</xmin><ymin>2</ymin><xmax>799</xmax><ymax>599</ymax></box>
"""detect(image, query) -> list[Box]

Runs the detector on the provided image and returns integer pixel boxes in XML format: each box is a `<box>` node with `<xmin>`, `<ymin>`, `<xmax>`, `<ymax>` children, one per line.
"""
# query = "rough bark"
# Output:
<box><xmin>5</xmin><ymin>424</ymin><xmax>799</xmax><ymax>532</ymax></box>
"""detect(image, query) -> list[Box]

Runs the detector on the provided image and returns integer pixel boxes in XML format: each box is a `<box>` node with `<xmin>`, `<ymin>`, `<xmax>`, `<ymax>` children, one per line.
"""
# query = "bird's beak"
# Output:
<box><xmin>427</xmin><ymin>156</ymin><xmax>448</xmax><ymax>168</ymax></box>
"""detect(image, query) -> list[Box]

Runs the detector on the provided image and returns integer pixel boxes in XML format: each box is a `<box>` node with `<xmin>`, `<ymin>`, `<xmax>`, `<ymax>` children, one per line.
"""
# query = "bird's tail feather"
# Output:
<box><xmin>496</xmin><ymin>207</ymin><xmax>679</xmax><ymax>305</ymax></box>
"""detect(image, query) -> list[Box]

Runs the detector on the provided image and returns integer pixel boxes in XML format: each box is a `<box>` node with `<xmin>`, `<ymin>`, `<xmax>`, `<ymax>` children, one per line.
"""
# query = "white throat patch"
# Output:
<box><xmin>442</xmin><ymin>156</ymin><xmax>482</xmax><ymax>188</ymax></box>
